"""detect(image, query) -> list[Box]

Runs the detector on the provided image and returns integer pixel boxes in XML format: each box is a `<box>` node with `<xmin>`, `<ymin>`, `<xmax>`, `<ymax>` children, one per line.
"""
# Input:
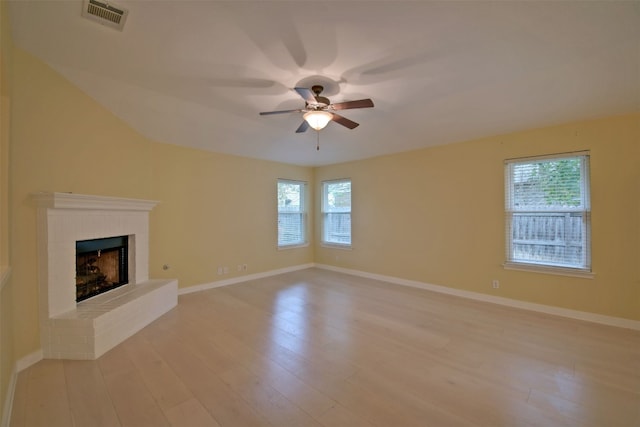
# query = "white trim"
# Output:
<box><xmin>4</xmin><ymin>262</ymin><xmax>636</xmax><ymax>427</ymax></box>
<box><xmin>314</xmin><ymin>264</ymin><xmax>640</xmax><ymax>331</ymax></box>
<box><xmin>320</xmin><ymin>243</ymin><xmax>352</xmax><ymax>250</ymax></box>
<box><xmin>30</xmin><ymin>192</ymin><xmax>159</xmax><ymax>211</ymax></box>
<box><xmin>174</xmin><ymin>261</ymin><xmax>638</xmax><ymax>330</ymax></box>
<box><xmin>277</xmin><ymin>242</ymin><xmax>310</xmax><ymax>251</ymax></box>
<box><xmin>277</xmin><ymin>179</ymin><xmax>308</xmax><ymax>249</ymax></box>
<box><xmin>503</xmin><ymin>262</ymin><xmax>594</xmax><ymax>279</ymax></box>
<box><xmin>15</xmin><ymin>349</ymin><xmax>43</xmax><ymax>372</ymax></box>
<box><xmin>1</xmin><ymin>267</ymin><xmax>15</xmax><ymax>427</ymax></box>
<box><xmin>0</xmin><ymin>266</ymin><xmax>10</xmax><ymax>291</ymax></box>
<box><xmin>1</xmin><ymin>350</ymin><xmax>43</xmax><ymax>427</ymax></box>
<box><xmin>321</xmin><ymin>178</ymin><xmax>352</xmax><ymax>249</ymax></box>
<box><xmin>178</xmin><ymin>263</ymin><xmax>315</xmax><ymax>295</ymax></box>
<box><xmin>1</xmin><ymin>366</ymin><xmax>16</xmax><ymax>427</ymax></box>
<box><xmin>504</xmin><ymin>150</ymin><xmax>590</xmax><ymax>164</ymax></box>
<box><xmin>504</xmin><ymin>154</ymin><xmax>591</xmax><ymax>273</ymax></box>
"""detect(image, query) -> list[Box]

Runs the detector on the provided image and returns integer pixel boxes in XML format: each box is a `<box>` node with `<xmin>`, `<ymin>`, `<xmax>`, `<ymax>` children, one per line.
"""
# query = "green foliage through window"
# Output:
<box><xmin>512</xmin><ymin>158</ymin><xmax>583</xmax><ymax>209</ymax></box>
<box><xmin>506</xmin><ymin>154</ymin><xmax>590</xmax><ymax>271</ymax></box>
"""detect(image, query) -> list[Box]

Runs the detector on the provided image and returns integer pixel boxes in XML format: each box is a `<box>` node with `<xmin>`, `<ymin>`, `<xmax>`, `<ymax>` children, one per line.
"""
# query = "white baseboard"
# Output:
<box><xmin>178</xmin><ymin>263</ymin><xmax>315</xmax><ymax>295</ymax></box>
<box><xmin>2</xmin><ymin>264</ymin><xmax>312</xmax><ymax>425</ymax></box>
<box><xmin>1</xmin><ymin>367</ymin><xmax>16</xmax><ymax>427</ymax></box>
<box><xmin>4</xmin><ymin>261</ymin><xmax>635</xmax><ymax>427</ymax></box>
<box><xmin>15</xmin><ymin>349</ymin><xmax>43</xmax><ymax>373</ymax></box>
<box><xmin>1</xmin><ymin>349</ymin><xmax>43</xmax><ymax>427</ymax></box>
<box><xmin>315</xmin><ymin>264</ymin><xmax>640</xmax><ymax>331</ymax></box>
<box><xmin>0</xmin><ymin>266</ymin><xmax>11</xmax><ymax>292</ymax></box>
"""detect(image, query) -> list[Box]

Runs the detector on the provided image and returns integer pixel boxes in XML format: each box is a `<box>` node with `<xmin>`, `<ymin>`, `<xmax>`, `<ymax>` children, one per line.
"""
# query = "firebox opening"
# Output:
<box><xmin>76</xmin><ymin>235</ymin><xmax>129</xmax><ymax>302</ymax></box>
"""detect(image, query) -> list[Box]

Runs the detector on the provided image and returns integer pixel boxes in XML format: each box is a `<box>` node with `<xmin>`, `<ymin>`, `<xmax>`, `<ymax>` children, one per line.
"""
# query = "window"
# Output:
<box><xmin>322</xmin><ymin>179</ymin><xmax>351</xmax><ymax>247</ymax></box>
<box><xmin>505</xmin><ymin>152</ymin><xmax>591</xmax><ymax>273</ymax></box>
<box><xmin>277</xmin><ymin>180</ymin><xmax>307</xmax><ymax>247</ymax></box>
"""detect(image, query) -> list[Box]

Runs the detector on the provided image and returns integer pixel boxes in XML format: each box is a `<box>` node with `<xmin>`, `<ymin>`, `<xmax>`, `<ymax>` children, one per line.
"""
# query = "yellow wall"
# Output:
<box><xmin>147</xmin><ymin>142</ymin><xmax>314</xmax><ymax>286</ymax></box>
<box><xmin>316</xmin><ymin>113</ymin><xmax>640</xmax><ymax>321</ymax></box>
<box><xmin>9</xmin><ymin>47</ymin><xmax>313</xmax><ymax>367</ymax></box>
<box><xmin>0</xmin><ymin>0</ymin><xmax>14</xmax><ymax>422</ymax></box>
<box><xmin>0</xmin><ymin>0</ymin><xmax>8</xmax><ymax>269</ymax></box>
<box><xmin>2</xmin><ymin>26</ymin><xmax>639</xmax><ymax>423</ymax></box>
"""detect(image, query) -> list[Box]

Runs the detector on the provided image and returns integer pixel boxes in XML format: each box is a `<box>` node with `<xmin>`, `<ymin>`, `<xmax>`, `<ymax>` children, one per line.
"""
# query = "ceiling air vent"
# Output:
<box><xmin>81</xmin><ymin>0</ymin><xmax>128</xmax><ymax>31</ymax></box>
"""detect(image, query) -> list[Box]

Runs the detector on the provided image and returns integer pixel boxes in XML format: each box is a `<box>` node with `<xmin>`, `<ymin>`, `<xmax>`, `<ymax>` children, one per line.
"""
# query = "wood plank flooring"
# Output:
<box><xmin>10</xmin><ymin>268</ymin><xmax>640</xmax><ymax>426</ymax></box>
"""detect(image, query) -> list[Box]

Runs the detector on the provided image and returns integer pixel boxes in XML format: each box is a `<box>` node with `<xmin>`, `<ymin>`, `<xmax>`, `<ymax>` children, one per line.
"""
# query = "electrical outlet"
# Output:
<box><xmin>223</xmin><ymin>266</ymin><xmax>229</xmax><ymax>274</ymax></box>
<box><xmin>492</xmin><ymin>280</ymin><xmax>500</xmax><ymax>289</ymax></box>
<box><xmin>217</xmin><ymin>267</ymin><xmax>223</xmax><ymax>275</ymax></box>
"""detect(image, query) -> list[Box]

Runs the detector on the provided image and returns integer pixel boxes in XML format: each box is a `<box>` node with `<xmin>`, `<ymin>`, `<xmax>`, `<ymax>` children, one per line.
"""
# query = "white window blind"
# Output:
<box><xmin>322</xmin><ymin>179</ymin><xmax>351</xmax><ymax>247</ymax></box>
<box><xmin>505</xmin><ymin>152</ymin><xmax>591</xmax><ymax>272</ymax></box>
<box><xmin>277</xmin><ymin>180</ymin><xmax>306</xmax><ymax>247</ymax></box>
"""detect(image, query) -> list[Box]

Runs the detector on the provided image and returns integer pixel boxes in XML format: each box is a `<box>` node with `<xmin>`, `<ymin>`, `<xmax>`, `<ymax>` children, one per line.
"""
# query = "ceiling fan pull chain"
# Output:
<box><xmin>316</xmin><ymin>130</ymin><xmax>320</xmax><ymax>151</ymax></box>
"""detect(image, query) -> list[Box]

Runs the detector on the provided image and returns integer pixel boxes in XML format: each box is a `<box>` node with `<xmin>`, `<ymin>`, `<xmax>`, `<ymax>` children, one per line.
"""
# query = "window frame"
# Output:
<box><xmin>321</xmin><ymin>178</ymin><xmax>352</xmax><ymax>249</ymax></box>
<box><xmin>504</xmin><ymin>152</ymin><xmax>593</xmax><ymax>277</ymax></box>
<box><xmin>277</xmin><ymin>179</ymin><xmax>308</xmax><ymax>249</ymax></box>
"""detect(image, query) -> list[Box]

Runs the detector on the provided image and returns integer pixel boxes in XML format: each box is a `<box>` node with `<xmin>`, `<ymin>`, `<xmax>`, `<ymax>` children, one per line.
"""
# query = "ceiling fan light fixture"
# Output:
<box><xmin>303</xmin><ymin>111</ymin><xmax>332</xmax><ymax>131</ymax></box>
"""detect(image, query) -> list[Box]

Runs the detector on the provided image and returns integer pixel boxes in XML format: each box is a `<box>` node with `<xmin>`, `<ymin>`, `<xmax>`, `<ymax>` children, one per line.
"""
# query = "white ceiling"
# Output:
<box><xmin>8</xmin><ymin>1</ymin><xmax>640</xmax><ymax>166</ymax></box>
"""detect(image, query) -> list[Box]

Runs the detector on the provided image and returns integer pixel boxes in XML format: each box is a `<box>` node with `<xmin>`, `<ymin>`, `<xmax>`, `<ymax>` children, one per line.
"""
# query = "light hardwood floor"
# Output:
<box><xmin>10</xmin><ymin>268</ymin><xmax>640</xmax><ymax>426</ymax></box>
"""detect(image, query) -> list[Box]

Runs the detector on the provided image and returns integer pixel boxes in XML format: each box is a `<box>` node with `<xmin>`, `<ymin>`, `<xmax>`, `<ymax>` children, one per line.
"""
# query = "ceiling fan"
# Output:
<box><xmin>259</xmin><ymin>85</ymin><xmax>374</xmax><ymax>133</ymax></box>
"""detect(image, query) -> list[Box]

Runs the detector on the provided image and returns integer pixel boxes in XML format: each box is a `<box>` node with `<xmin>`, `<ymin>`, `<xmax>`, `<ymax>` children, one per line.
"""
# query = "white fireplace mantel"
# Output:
<box><xmin>32</xmin><ymin>192</ymin><xmax>177</xmax><ymax>360</ymax></box>
<box><xmin>31</xmin><ymin>192</ymin><xmax>159</xmax><ymax>211</ymax></box>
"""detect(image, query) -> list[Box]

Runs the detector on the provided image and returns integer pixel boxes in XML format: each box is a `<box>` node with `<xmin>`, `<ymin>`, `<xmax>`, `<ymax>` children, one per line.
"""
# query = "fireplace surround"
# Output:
<box><xmin>32</xmin><ymin>192</ymin><xmax>178</xmax><ymax>359</ymax></box>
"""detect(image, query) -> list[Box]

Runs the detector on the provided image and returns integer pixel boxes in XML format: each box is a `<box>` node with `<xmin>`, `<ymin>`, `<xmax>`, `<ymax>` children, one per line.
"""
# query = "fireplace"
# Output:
<box><xmin>76</xmin><ymin>235</ymin><xmax>129</xmax><ymax>302</ymax></box>
<box><xmin>32</xmin><ymin>192</ymin><xmax>178</xmax><ymax>360</ymax></box>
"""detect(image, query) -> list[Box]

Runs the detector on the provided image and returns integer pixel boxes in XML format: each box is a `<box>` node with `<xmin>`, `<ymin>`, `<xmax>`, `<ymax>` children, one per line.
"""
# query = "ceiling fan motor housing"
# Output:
<box><xmin>310</xmin><ymin>85</ymin><xmax>330</xmax><ymax>107</ymax></box>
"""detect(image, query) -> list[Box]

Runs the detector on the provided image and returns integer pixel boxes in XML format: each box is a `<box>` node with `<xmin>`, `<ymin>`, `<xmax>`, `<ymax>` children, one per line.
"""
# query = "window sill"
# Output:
<box><xmin>277</xmin><ymin>243</ymin><xmax>309</xmax><ymax>251</ymax></box>
<box><xmin>503</xmin><ymin>262</ymin><xmax>594</xmax><ymax>279</ymax></box>
<box><xmin>321</xmin><ymin>243</ymin><xmax>352</xmax><ymax>250</ymax></box>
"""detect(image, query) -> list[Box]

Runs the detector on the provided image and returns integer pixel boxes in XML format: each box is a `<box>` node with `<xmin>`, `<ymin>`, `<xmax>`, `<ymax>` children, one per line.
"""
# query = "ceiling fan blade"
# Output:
<box><xmin>294</xmin><ymin>87</ymin><xmax>317</xmax><ymax>104</ymax></box>
<box><xmin>331</xmin><ymin>98</ymin><xmax>374</xmax><ymax>111</ymax></box>
<box><xmin>295</xmin><ymin>120</ymin><xmax>309</xmax><ymax>133</ymax></box>
<box><xmin>331</xmin><ymin>113</ymin><xmax>359</xmax><ymax>129</ymax></box>
<box><xmin>259</xmin><ymin>109</ymin><xmax>301</xmax><ymax>116</ymax></box>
